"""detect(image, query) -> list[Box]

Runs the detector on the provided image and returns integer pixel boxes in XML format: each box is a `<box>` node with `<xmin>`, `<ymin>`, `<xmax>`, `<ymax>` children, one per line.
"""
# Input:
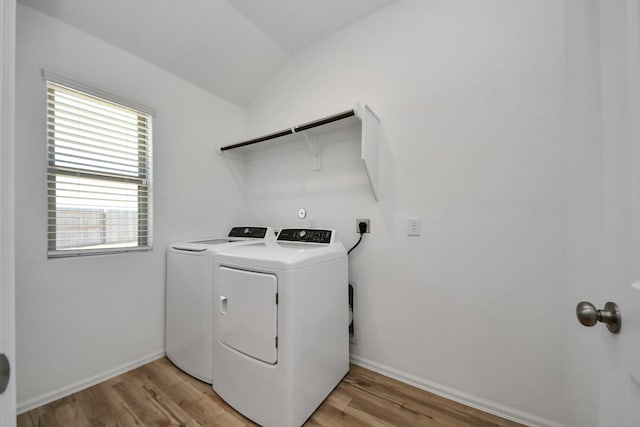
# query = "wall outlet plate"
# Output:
<box><xmin>356</xmin><ymin>218</ymin><xmax>370</xmax><ymax>233</ymax></box>
<box><xmin>408</xmin><ymin>217</ymin><xmax>421</xmax><ymax>236</ymax></box>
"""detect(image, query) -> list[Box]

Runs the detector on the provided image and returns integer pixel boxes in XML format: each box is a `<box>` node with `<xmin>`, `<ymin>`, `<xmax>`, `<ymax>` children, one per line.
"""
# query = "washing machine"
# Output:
<box><xmin>165</xmin><ymin>226</ymin><xmax>275</xmax><ymax>383</ymax></box>
<box><xmin>211</xmin><ymin>228</ymin><xmax>349</xmax><ymax>427</ymax></box>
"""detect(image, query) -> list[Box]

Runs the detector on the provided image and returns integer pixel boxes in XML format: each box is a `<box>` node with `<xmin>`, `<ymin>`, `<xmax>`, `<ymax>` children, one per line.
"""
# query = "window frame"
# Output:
<box><xmin>44</xmin><ymin>69</ymin><xmax>156</xmax><ymax>258</ymax></box>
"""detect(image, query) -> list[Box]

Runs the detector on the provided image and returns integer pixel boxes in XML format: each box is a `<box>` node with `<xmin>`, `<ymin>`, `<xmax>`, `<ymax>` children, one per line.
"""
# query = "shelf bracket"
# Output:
<box><xmin>303</xmin><ymin>133</ymin><xmax>321</xmax><ymax>171</ymax></box>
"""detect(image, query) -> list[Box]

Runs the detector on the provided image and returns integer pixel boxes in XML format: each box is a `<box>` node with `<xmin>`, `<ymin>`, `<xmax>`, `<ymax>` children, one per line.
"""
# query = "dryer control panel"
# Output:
<box><xmin>277</xmin><ymin>229</ymin><xmax>333</xmax><ymax>244</ymax></box>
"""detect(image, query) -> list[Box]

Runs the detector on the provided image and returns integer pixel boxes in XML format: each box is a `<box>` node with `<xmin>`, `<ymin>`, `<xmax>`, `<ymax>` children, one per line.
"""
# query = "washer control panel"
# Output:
<box><xmin>228</xmin><ymin>227</ymin><xmax>268</xmax><ymax>238</ymax></box>
<box><xmin>277</xmin><ymin>229</ymin><xmax>333</xmax><ymax>244</ymax></box>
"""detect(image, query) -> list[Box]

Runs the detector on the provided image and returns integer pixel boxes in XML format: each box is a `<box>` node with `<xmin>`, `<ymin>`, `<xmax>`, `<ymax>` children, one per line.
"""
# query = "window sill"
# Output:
<box><xmin>47</xmin><ymin>245</ymin><xmax>152</xmax><ymax>259</ymax></box>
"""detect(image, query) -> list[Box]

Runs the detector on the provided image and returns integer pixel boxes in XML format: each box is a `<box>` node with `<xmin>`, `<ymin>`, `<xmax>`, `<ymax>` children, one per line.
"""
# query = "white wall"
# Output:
<box><xmin>243</xmin><ymin>1</ymin><xmax>567</xmax><ymax>425</ymax></box>
<box><xmin>15</xmin><ymin>4</ymin><xmax>246</xmax><ymax>410</ymax></box>
<box><xmin>563</xmin><ymin>1</ymin><xmax>602</xmax><ymax>425</ymax></box>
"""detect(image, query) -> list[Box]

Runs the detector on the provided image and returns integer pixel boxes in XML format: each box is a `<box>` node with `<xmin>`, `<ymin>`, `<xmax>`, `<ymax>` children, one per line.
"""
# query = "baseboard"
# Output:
<box><xmin>17</xmin><ymin>350</ymin><xmax>165</xmax><ymax>414</ymax></box>
<box><xmin>349</xmin><ymin>354</ymin><xmax>564</xmax><ymax>427</ymax></box>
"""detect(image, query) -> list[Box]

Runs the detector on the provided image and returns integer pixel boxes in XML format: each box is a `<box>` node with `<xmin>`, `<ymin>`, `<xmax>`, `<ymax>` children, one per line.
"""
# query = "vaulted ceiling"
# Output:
<box><xmin>18</xmin><ymin>0</ymin><xmax>399</xmax><ymax>107</ymax></box>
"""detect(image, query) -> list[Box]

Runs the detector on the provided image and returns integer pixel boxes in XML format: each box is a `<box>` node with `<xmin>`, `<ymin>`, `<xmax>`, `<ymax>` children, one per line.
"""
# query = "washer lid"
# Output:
<box><xmin>169</xmin><ymin>226</ymin><xmax>276</xmax><ymax>253</ymax></box>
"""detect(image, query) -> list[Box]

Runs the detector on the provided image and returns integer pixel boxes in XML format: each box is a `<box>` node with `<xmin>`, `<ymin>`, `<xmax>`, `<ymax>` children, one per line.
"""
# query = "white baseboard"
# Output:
<box><xmin>17</xmin><ymin>350</ymin><xmax>165</xmax><ymax>414</ymax></box>
<box><xmin>349</xmin><ymin>354</ymin><xmax>564</xmax><ymax>427</ymax></box>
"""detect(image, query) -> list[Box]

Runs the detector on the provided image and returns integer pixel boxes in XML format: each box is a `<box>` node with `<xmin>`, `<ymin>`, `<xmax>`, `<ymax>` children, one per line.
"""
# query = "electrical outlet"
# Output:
<box><xmin>356</xmin><ymin>218</ymin><xmax>370</xmax><ymax>233</ymax></box>
<box><xmin>407</xmin><ymin>217</ymin><xmax>421</xmax><ymax>236</ymax></box>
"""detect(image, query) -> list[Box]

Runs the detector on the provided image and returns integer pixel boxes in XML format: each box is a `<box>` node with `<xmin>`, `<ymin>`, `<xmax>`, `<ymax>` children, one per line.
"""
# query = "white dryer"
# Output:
<box><xmin>212</xmin><ymin>228</ymin><xmax>349</xmax><ymax>427</ymax></box>
<box><xmin>165</xmin><ymin>226</ymin><xmax>275</xmax><ymax>383</ymax></box>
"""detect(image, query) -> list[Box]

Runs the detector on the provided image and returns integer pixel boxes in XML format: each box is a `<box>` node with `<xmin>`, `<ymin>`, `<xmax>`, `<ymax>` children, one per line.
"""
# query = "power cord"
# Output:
<box><xmin>347</xmin><ymin>221</ymin><xmax>368</xmax><ymax>255</ymax></box>
<box><xmin>348</xmin><ymin>221</ymin><xmax>368</xmax><ymax>341</ymax></box>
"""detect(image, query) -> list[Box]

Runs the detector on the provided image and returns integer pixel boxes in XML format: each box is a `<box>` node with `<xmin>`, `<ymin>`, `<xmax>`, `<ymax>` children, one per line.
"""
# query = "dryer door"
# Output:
<box><xmin>218</xmin><ymin>267</ymin><xmax>278</xmax><ymax>364</ymax></box>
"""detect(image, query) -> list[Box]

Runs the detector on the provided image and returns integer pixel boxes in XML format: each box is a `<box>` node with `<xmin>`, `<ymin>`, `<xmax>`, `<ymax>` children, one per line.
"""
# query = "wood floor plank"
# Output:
<box><xmin>344</xmin><ymin>365</ymin><xmax>517</xmax><ymax>427</ymax></box>
<box><xmin>73</xmin><ymin>386</ymin><xmax>120</xmax><ymax>427</ymax></box>
<box><xmin>17</xmin><ymin>410</ymin><xmax>62</xmax><ymax>427</ymax></box>
<box><xmin>17</xmin><ymin>357</ymin><xmax>524</xmax><ymax>427</ymax></box>
<box><xmin>16</xmin><ymin>413</ymin><xmax>32</xmax><ymax>427</ymax></box>
<box><xmin>322</xmin><ymin>383</ymin><xmax>355</xmax><ymax>412</ymax></box>
<box><xmin>51</xmin><ymin>400</ymin><xmax>93</xmax><ymax>427</ymax></box>
<box><xmin>17</xmin><ymin>394</ymin><xmax>76</xmax><ymax>427</ymax></box>
<box><xmin>93</xmin><ymin>379</ymin><xmax>146</xmax><ymax>427</ymax></box>
<box><xmin>347</xmin><ymin>390</ymin><xmax>444</xmax><ymax>427</ymax></box>
<box><xmin>305</xmin><ymin>399</ymin><xmax>387</xmax><ymax>427</ymax></box>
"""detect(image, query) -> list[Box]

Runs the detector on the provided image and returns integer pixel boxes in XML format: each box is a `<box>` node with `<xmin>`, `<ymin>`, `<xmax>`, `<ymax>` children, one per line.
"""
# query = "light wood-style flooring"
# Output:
<box><xmin>18</xmin><ymin>357</ymin><xmax>523</xmax><ymax>426</ymax></box>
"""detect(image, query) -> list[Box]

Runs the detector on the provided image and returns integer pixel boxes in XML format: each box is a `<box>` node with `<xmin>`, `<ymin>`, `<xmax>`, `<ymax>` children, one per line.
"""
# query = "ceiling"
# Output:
<box><xmin>18</xmin><ymin>0</ymin><xmax>399</xmax><ymax>107</ymax></box>
<box><xmin>227</xmin><ymin>0</ymin><xmax>399</xmax><ymax>54</ymax></box>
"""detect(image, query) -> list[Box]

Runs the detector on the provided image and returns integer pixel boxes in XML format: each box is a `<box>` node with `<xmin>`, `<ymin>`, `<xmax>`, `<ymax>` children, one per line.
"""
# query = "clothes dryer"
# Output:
<box><xmin>212</xmin><ymin>228</ymin><xmax>349</xmax><ymax>427</ymax></box>
<box><xmin>165</xmin><ymin>226</ymin><xmax>275</xmax><ymax>383</ymax></box>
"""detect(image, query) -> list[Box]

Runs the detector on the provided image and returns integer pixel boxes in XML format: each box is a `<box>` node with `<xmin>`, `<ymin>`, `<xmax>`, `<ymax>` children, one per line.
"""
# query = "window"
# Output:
<box><xmin>45</xmin><ymin>72</ymin><xmax>154</xmax><ymax>257</ymax></box>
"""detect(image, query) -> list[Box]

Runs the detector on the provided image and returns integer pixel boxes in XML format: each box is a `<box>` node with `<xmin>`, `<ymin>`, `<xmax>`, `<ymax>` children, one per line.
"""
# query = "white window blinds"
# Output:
<box><xmin>46</xmin><ymin>79</ymin><xmax>153</xmax><ymax>257</ymax></box>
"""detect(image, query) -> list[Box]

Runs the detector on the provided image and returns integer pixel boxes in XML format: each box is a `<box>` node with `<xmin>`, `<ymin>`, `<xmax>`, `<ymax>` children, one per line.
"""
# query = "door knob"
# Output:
<box><xmin>576</xmin><ymin>301</ymin><xmax>621</xmax><ymax>334</ymax></box>
<box><xmin>0</xmin><ymin>353</ymin><xmax>9</xmax><ymax>394</ymax></box>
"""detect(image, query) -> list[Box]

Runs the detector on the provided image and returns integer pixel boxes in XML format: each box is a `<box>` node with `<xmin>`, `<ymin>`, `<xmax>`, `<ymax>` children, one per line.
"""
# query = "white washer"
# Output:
<box><xmin>165</xmin><ymin>226</ymin><xmax>275</xmax><ymax>383</ymax></box>
<box><xmin>212</xmin><ymin>228</ymin><xmax>349</xmax><ymax>427</ymax></box>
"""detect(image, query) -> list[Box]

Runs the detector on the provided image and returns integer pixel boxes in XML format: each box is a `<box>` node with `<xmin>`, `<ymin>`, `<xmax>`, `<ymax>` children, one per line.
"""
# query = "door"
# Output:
<box><xmin>0</xmin><ymin>0</ymin><xmax>16</xmax><ymax>425</ymax></box>
<box><xmin>596</xmin><ymin>1</ymin><xmax>640</xmax><ymax>425</ymax></box>
<box><xmin>217</xmin><ymin>267</ymin><xmax>278</xmax><ymax>364</ymax></box>
<box><xmin>570</xmin><ymin>1</ymin><xmax>640</xmax><ymax>425</ymax></box>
